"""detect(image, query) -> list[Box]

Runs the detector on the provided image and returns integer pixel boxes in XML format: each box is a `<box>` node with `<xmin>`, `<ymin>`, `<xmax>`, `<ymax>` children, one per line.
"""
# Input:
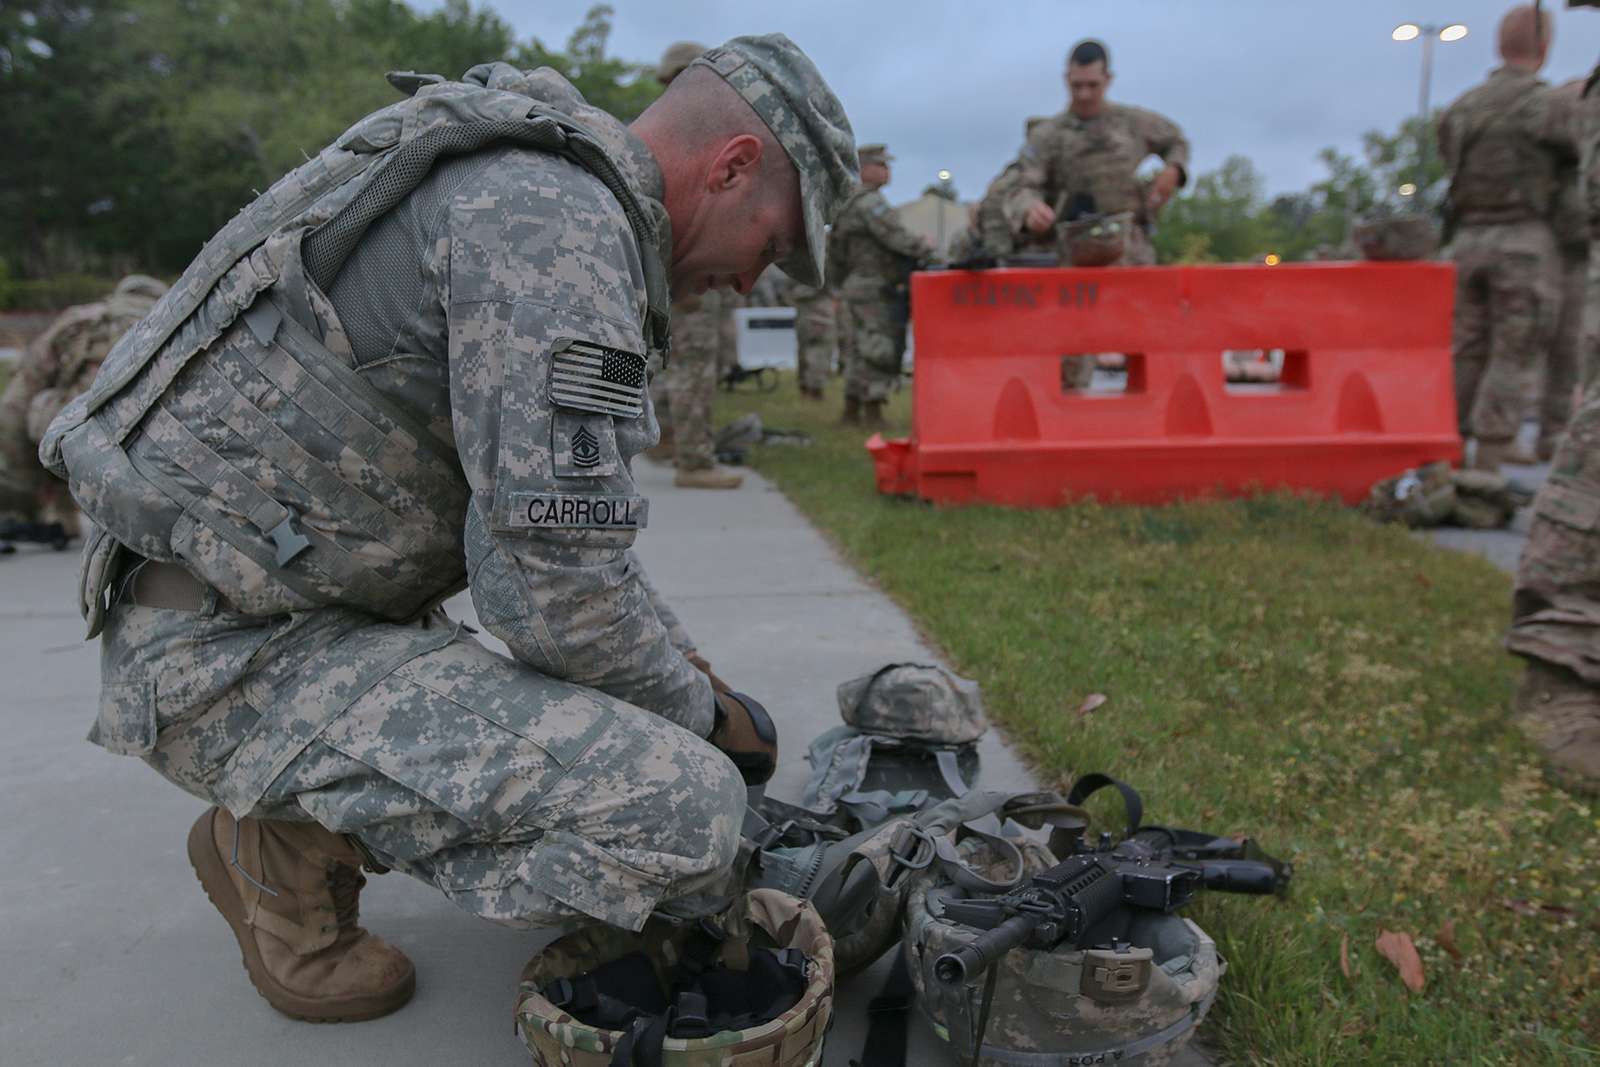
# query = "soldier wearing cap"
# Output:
<box><xmin>43</xmin><ymin>35</ymin><xmax>856</xmax><ymax>1022</ymax></box>
<box><xmin>829</xmin><ymin>143</ymin><xmax>932</xmax><ymax>427</ymax></box>
<box><xmin>1008</xmin><ymin>38</ymin><xmax>1189</xmax><ymax>265</ymax></box>
<box><xmin>648</xmin><ymin>41</ymin><xmax>747</xmax><ymax>489</ymax></box>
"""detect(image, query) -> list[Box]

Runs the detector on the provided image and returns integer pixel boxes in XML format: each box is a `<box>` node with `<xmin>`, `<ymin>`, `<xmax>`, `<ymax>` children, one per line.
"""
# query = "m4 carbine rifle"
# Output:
<box><xmin>934</xmin><ymin>827</ymin><xmax>1290</xmax><ymax>984</ymax></box>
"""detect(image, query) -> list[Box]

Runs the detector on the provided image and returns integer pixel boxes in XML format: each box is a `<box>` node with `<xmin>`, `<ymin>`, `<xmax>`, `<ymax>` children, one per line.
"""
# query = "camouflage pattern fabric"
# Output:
<box><xmin>655</xmin><ymin>290</ymin><xmax>731</xmax><ymax>471</ymax></box>
<box><xmin>515</xmin><ymin>889</ymin><xmax>833</xmax><ymax>1066</ymax></box>
<box><xmin>1539</xmin><ymin>78</ymin><xmax>1589</xmax><ymax>451</ymax></box>
<box><xmin>902</xmin><ymin>834</ymin><xmax>1222</xmax><ymax>1067</ymax></box>
<box><xmin>1438</xmin><ymin>66</ymin><xmax>1572</xmax><ymax>227</ymax></box>
<box><xmin>838</xmin><ymin>662</ymin><xmax>987</xmax><ymax>744</ymax></box>
<box><xmin>786</xmin><ymin>277</ymin><xmax>835</xmax><ymax>394</ymax></box>
<box><xmin>830</xmin><ymin>186</ymin><xmax>926</xmax><ymax>402</ymax></box>
<box><xmin>1006</xmin><ymin>103</ymin><xmax>1189</xmax><ymax>235</ymax></box>
<box><xmin>0</xmin><ymin>277</ymin><xmax>164</xmax><ymax>522</ymax></box>
<box><xmin>1509</xmin><ymin>377</ymin><xmax>1600</xmax><ymax>685</ymax></box>
<box><xmin>1361</xmin><ymin>462</ymin><xmax>1528</xmax><ymax>529</ymax></box>
<box><xmin>1450</xmin><ymin>219</ymin><xmax>1561</xmax><ymax>443</ymax></box>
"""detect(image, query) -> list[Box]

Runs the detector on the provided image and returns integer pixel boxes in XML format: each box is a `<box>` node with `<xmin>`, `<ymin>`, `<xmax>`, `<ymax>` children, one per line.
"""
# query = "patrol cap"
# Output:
<box><xmin>858</xmin><ymin>143</ymin><xmax>893</xmax><ymax>166</ymax></box>
<box><xmin>690</xmin><ymin>33</ymin><xmax>859</xmax><ymax>287</ymax></box>
<box><xmin>656</xmin><ymin>41</ymin><xmax>705</xmax><ymax>84</ymax></box>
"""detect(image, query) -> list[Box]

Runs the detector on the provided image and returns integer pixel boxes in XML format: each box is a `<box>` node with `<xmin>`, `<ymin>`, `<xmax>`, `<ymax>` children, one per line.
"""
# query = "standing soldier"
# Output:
<box><xmin>829</xmin><ymin>143</ymin><xmax>932</xmax><ymax>428</ymax></box>
<box><xmin>974</xmin><ymin>116</ymin><xmax>1055</xmax><ymax>260</ymax></box>
<box><xmin>786</xmin><ymin>269</ymin><xmax>835</xmax><ymax>400</ymax></box>
<box><xmin>1437</xmin><ymin>4</ymin><xmax>1573</xmax><ymax>474</ymax></box>
<box><xmin>649</xmin><ymin>40</ymin><xmax>744</xmax><ymax>490</ymax></box>
<box><xmin>1008</xmin><ymin>40</ymin><xmax>1188</xmax><ymax>385</ymax></box>
<box><xmin>1531</xmin><ymin>76</ymin><xmax>1588</xmax><ymax>462</ymax></box>
<box><xmin>0</xmin><ymin>274</ymin><xmax>166</xmax><ymax>543</ymax></box>
<box><xmin>1506</xmin><ymin>6</ymin><xmax>1600</xmax><ymax>796</ymax></box>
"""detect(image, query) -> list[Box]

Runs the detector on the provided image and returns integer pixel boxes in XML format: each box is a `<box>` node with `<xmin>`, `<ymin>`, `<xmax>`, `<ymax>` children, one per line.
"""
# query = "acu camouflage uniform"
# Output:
<box><xmin>1008</xmin><ymin>104</ymin><xmax>1187</xmax><ymax>386</ymax></box>
<box><xmin>0</xmin><ymin>276</ymin><xmax>165</xmax><ymax>526</ymax></box>
<box><xmin>1506</xmin><ymin>64</ymin><xmax>1600</xmax><ymax>793</ymax></box>
<box><xmin>783</xmin><ymin>271</ymin><xmax>835</xmax><ymax>395</ymax></box>
<box><xmin>1437</xmin><ymin>65</ymin><xmax>1575</xmax><ymax>450</ymax></box>
<box><xmin>40</xmin><ymin>49</ymin><xmax>854</xmax><ymax>934</ymax></box>
<box><xmin>652</xmin><ymin>288</ymin><xmax>737</xmax><ymax>471</ymax></box>
<box><xmin>1539</xmin><ymin>77</ymin><xmax>1589</xmax><ymax>457</ymax></box>
<box><xmin>829</xmin><ymin>174</ymin><xmax>928</xmax><ymax>405</ymax></box>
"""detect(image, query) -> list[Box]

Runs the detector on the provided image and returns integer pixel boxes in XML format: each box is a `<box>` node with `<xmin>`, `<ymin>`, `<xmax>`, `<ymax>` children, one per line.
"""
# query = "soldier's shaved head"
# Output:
<box><xmin>633</xmin><ymin>65</ymin><xmax>804</xmax><ymax>297</ymax></box>
<box><xmin>1498</xmin><ymin>4</ymin><xmax>1553</xmax><ymax>65</ymax></box>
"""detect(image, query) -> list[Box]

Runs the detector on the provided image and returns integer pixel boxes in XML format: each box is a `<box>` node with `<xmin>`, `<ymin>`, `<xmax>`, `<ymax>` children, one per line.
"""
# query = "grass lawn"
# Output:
<box><xmin>713</xmin><ymin>372</ymin><xmax>1597</xmax><ymax>1065</ymax></box>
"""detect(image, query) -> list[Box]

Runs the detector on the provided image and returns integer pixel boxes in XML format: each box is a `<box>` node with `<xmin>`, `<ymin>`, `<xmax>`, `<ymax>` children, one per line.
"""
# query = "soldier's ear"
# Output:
<box><xmin>708</xmin><ymin>134</ymin><xmax>764</xmax><ymax>193</ymax></box>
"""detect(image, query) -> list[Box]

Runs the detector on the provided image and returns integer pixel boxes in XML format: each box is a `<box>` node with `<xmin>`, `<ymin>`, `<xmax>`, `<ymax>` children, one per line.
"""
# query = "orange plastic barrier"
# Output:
<box><xmin>869</xmin><ymin>261</ymin><xmax>1461</xmax><ymax>507</ymax></box>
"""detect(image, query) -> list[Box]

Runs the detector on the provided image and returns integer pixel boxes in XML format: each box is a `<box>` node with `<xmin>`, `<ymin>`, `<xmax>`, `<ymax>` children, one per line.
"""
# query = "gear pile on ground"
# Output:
<box><xmin>1362</xmin><ymin>461</ymin><xmax>1533</xmax><ymax>529</ymax></box>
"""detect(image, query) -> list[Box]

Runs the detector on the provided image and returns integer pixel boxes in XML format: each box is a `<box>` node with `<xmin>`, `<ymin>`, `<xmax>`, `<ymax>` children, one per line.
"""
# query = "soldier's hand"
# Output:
<box><xmin>1147</xmin><ymin>164</ymin><xmax>1182</xmax><ymax>213</ymax></box>
<box><xmin>710</xmin><ymin>690</ymin><xmax>778</xmax><ymax>786</ymax></box>
<box><xmin>1023</xmin><ymin>201</ymin><xmax>1056</xmax><ymax>236</ymax></box>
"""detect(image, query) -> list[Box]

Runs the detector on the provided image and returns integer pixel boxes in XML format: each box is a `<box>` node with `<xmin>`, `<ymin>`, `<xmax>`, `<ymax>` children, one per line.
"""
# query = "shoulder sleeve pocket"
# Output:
<box><xmin>1535</xmin><ymin>482</ymin><xmax>1600</xmax><ymax>531</ymax></box>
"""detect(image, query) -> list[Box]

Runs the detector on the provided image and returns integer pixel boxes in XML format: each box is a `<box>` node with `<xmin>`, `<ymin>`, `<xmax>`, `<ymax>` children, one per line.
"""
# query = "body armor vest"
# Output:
<box><xmin>43</xmin><ymin>70</ymin><xmax>671</xmax><ymax>623</ymax></box>
<box><xmin>1449</xmin><ymin>73</ymin><xmax>1562</xmax><ymax>225</ymax></box>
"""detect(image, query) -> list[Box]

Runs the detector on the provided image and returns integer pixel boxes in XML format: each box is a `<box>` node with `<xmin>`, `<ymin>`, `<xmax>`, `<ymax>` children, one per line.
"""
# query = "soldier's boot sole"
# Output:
<box><xmin>187</xmin><ymin>809</ymin><xmax>415</xmax><ymax>1022</ymax></box>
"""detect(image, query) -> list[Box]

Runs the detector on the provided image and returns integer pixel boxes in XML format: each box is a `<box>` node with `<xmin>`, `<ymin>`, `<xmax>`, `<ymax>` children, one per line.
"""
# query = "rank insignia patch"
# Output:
<box><xmin>570</xmin><ymin>425</ymin><xmax>601</xmax><ymax>468</ymax></box>
<box><xmin>549</xmin><ymin>339</ymin><xmax>647</xmax><ymax>418</ymax></box>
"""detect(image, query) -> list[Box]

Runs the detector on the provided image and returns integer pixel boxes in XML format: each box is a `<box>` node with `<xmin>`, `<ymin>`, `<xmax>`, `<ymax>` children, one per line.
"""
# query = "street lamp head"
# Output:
<box><xmin>1392</xmin><ymin>23</ymin><xmax>1421</xmax><ymax>41</ymax></box>
<box><xmin>1398</xmin><ymin>182</ymin><xmax>1418</xmax><ymax>197</ymax></box>
<box><xmin>1439</xmin><ymin>24</ymin><xmax>1468</xmax><ymax>43</ymax></box>
<box><xmin>937</xmin><ymin>169</ymin><xmax>952</xmax><ymax>182</ymax></box>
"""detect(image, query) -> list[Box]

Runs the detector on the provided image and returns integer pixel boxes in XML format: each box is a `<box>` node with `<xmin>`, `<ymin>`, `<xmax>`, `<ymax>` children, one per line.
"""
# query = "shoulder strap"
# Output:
<box><xmin>1065</xmin><ymin>772</ymin><xmax>1143</xmax><ymax>838</ymax></box>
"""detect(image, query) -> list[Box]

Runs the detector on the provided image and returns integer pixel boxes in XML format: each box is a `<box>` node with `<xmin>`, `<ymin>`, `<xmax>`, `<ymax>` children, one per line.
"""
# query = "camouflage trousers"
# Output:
<box><xmin>0</xmin><ymin>372</ymin><xmax>46</xmax><ymax>520</ymax></box>
<box><xmin>792</xmin><ymin>292</ymin><xmax>836</xmax><ymax>394</ymax></box>
<box><xmin>96</xmin><ymin>596</ymin><xmax>745</xmax><ymax>933</ymax></box>
<box><xmin>1539</xmin><ymin>245</ymin><xmax>1587</xmax><ymax>451</ymax></box>
<box><xmin>841</xmin><ymin>283</ymin><xmax>908</xmax><ymax>404</ymax></box>
<box><xmin>653</xmin><ymin>293</ymin><xmax>727</xmax><ymax>471</ymax></box>
<box><xmin>1062</xmin><ymin>229</ymin><xmax>1156</xmax><ymax>389</ymax></box>
<box><xmin>1507</xmin><ymin>377</ymin><xmax>1600</xmax><ymax>685</ymax></box>
<box><xmin>1451</xmin><ymin>220</ymin><xmax>1560</xmax><ymax>443</ymax></box>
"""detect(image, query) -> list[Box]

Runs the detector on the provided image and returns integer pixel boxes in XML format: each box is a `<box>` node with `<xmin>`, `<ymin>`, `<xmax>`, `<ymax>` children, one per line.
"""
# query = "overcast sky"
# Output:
<box><xmin>462</xmin><ymin>1</ymin><xmax>1599</xmax><ymax>205</ymax></box>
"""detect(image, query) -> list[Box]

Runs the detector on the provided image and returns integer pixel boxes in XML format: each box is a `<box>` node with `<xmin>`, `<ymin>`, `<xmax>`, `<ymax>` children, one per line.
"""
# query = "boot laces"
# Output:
<box><xmin>328</xmin><ymin>865</ymin><xmax>365</xmax><ymax>930</ymax></box>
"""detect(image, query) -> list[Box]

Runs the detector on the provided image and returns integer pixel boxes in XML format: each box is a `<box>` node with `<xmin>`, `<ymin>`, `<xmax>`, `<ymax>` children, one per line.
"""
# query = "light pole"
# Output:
<box><xmin>1392</xmin><ymin>22</ymin><xmax>1467</xmax><ymax>204</ymax></box>
<box><xmin>935</xmin><ymin>169</ymin><xmax>953</xmax><ymax>251</ymax></box>
<box><xmin>1392</xmin><ymin>22</ymin><xmax>1468</xmax><ymax>122</ymax></box>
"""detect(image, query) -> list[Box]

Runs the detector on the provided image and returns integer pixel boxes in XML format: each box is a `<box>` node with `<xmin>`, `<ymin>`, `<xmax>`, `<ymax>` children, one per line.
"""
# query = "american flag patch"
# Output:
<box><xmin>548</xmin><ymin>340</ymin><xmax>647</xmax><ymax>418</ymax></box>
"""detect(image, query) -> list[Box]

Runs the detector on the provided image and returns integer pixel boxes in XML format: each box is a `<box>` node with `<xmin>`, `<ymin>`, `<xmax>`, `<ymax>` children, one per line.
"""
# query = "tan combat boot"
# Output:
<box><xmin>839</xmin><ymin>396</ymin><xmax>861</xmax><ymax>426</ymax></box>
<box><xmin>1513</xmin><ymin>661</ymin><xmax>1600</xmax><ymax>796</ymax></box>
<box><xmin>861</xmin><ymin>400</ymin><xmax>888</xmax><ymax>431</ymax></box>
<box><xmin>188</xmin><ymin>806</ymin><xmax>416</xmax><ymax>1021</ymax></box>
<box><xmin>674</xmin><ymin>464</ymin><xmax>744</xmax><ymax>490</ymax></box>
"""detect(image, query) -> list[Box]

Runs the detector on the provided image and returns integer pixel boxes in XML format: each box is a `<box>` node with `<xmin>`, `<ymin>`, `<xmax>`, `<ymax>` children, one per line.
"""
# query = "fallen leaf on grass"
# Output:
<box><xmin>1076</xmin><ymin>693</ymin><xmax>1108</xmax><ymax>718</ymax></box>
<box><xmin>1414</xmin><ymin>571</ymin><xmax>1433</xmax><ymax>589</ymax></box>
<box><xmin>1501</xmin><ymin>898</ymin><xmax>1578</xmax><ymax>920</ymax></box>
<box><xmin>1339</xmin><ymin>933</ymin><xmax>1351</xmax><ymax>979</ymax></box>
<box><xmin>1375</xmin><ymin>929</ymin><xmax>1425</xmax><ymax>992</ymax></box>
<box><xmin>1437</xmin><ymin>919</ymin><xmax>1462</xmax><ymax>963</ymax></box>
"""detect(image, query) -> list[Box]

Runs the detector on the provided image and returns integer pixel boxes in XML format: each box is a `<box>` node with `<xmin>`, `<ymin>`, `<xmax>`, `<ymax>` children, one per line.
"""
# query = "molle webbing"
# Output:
<box><xmin>303</xmin><ymin>114</ymin><xmax>671</xmax><ymax>355</ymax></box>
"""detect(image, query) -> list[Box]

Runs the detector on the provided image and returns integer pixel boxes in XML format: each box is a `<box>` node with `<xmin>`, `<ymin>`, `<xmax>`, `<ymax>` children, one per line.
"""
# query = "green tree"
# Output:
<box><xmin>511</xmin><ymin>4</ymin><xmax>661</xmax><ymax>123</ymax></box>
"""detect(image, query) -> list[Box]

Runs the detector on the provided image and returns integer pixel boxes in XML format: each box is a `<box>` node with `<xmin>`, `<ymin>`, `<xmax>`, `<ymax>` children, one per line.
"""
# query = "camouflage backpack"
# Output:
<box><xmin>1353</xmin><ymin>212</ymin><xmax>1439</xmax><ymax>261</ymax></box>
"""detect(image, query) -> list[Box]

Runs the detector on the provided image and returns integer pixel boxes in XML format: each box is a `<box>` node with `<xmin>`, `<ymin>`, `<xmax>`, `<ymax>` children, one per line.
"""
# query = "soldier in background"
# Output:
<box><xmin>648</xmin><ymin>41</ymin><xmax>745</xmax><ymax>490</ymax></box>
<box><xmin>829</xmin><ymin>143</ymin><xmax>932</xmax><ymax>428</ymax></box>
<box><xmin>973</xmin><ymin>116</ymin><xmax>1053</xmax><ymax>259</ymax></box>
<box><xmin>1008</xmin><ymin>40</ymin><xmax>1188</xmax><ymax>265</ymax></box>
<box><xmin>1505</xmin><ymin>6</ymin><xmax>1600</xmax><ymax>796</ymax></box>
<box><xmin>1437</xmin><ymin>4</ymin><xmax>1573</xmax><ymax>474</ymax></box>
<box><xmin>0</xmin><ymin>274</ymin><xmax>166</xmax><ymax>541</ymax></box>
<box><xmin>785</xmin><ymin>267</ymin><xmax>836</xmax><ymax>400</ymax></box>
<box><xmin>1009</xmin><ymin>40</ymin><xmax>1188</xmax><ymax>386</ymax></box>
<box><xmin>1529</xmin><ymin>75</ymin><xmax>1589</xmax><ymax>462</ymax></box>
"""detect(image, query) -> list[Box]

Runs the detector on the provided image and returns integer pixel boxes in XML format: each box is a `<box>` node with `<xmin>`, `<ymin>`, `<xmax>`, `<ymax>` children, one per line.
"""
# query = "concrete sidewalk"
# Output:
<box><xmin>0</xmin><ymin>459</ymin><xmax>1087</xmax><ymax>1066</ymax></box>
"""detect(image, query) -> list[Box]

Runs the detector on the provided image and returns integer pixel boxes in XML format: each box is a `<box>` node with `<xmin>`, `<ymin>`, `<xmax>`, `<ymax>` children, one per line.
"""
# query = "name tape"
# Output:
<box><xmin>506</xmin><ymin>493</ymin><xmax>648</xmax><ymax>530</ymax></box>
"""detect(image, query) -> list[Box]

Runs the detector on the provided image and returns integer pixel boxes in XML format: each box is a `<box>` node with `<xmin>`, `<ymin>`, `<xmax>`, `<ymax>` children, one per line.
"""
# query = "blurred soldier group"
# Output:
<box><xmin>0</xmin><ymin>274</ymin><xmax>166</xmax><ymax>545</ymax></box>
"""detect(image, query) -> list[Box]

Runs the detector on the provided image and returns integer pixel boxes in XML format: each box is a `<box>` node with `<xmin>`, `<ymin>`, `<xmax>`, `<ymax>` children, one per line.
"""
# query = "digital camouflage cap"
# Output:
<box><xmin>858</xmin><ymin>143</ymin><xmax>893</xmax><ymax>166</ymax></box>
<box><xmin>690</xmin><ymin>34</ymin><xmax>858</xmax><ymax>286</ymax></box>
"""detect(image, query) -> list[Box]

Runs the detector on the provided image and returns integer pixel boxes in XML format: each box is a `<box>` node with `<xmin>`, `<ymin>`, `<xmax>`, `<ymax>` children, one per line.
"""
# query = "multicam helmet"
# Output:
<box><xmin>1061</xmin><ymin>211</ymin><xmax>1135</xmax><ymax>267</ymax></box>
<box><xmin>515</xmin><ymin>889</ymin><xmax>833</xmax><ymax>1066</ymax></box>
<box><xmin>902</xmin><ymin>835</ymin><xmax>1224</xmax><ymax>1067</ymax></box>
